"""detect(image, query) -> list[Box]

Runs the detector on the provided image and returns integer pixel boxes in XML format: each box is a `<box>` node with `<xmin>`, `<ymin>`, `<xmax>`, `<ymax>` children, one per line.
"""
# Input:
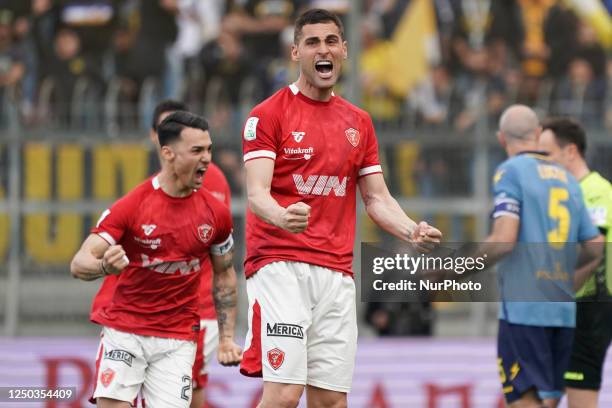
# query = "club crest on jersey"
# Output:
<box><xmin>100</xmin><ymin>368</ymin><xmax>115</xmax><ymax>388</ymax></box>
<box><xmin>345</xmin><ymin>128</ymin><xmax>360</xmax><ymax>147</ymax></box>
<box><xmin>291</xmin><ymin>131</ymin><xmax>305</xmax><ymax>142</ymax></box>
<box><xmin>197</xmin><ymin>224</ymin><xmax>214</xmax><ymax>243</ymax></box>
<box><xmin>267</xmin><ymin>348</ymin><xmax>285</xmax><ymax>370</ymax></box>
<box><xmin>141</xmin><ymin>224</ymin><xmax>157</xmax><ymax>236</ymax></box>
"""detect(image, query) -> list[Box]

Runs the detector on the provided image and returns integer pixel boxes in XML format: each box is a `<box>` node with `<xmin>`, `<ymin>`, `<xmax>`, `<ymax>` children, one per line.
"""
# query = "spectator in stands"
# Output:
<box><xmin>222</xmin><ymin>0</ymin><xmax>302</xmax><ymax>96</ymax></box>
<box><xmin>199</xmin><ymin>27</ymin><xmax>251</xmax><ymax>128</ymax></box>
<box><xmin>48</xmin><ymin>28</ymin><xmax>102</xmax><ymax>125</ymax></box>
<box><xmin>0</xmin><ymin>8</ymin><xmax>25</xmax><ymax>125</ymax></box>
<box><xmin>408</xmin><ymin>64</ymin><xmax>452</xmax><ymax>127</ymax></box>
<box><xmin>447</xmin><ymin>0</ymin><xmax>521</xmax><ymax>129</ymax></box>
<box><xmin>56</xmin><ymin>0</ymin><xmax>120</xmax><ymax>70</ymax></box>
<box><xmin>171</xmin><ymin>0</ymin><xmax>224</xmax><ymax>102</ymax></box>
<box><xmin>30</xmin><ymin>0</ymin><xmax>56</xmax><ymax>75</ymax></box>
<box><xmin>115</xmin><ymin>0</ymin><xmax>177</xmax><ymax>88</ymax></box>
<box><xmin>544</xmin><ymin>1</ymin><xmax>580</xmax><ymax>80</ymax></box>
<box><xmin>514</xmin><ymin>0</ymin><xmax>556</xmax><ymax>104</ymax></box>
<box><xmin>553</xmin><ymin>57</ymin><xmax>606</xmax><ymax>127</ymax></box>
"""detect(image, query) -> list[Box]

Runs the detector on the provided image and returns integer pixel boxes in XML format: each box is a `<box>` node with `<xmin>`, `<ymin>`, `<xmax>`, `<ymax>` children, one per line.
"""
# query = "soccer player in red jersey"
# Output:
<box><xmin>89</xmin><ymin>100</ymin><xmax>233</xmax><ymax>408</ymax></box>
<box><xmin>71</xmin><ymin>111</ymin><xmax>241</xmax><ymax>408</ymax></box>
<box><xmin>239</xmin><ymin>8</ymin><xmax>442</xmax><ymax>408</ymax></box>
<box><xmin>150</xmin><ymin>101</ymin><xmax>233</xmax><ymax>408</ymax></box>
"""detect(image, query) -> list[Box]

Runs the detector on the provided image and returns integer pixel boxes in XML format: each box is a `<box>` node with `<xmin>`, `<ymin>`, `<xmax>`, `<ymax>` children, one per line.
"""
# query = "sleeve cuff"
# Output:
<box><xmin>358</xmin><ymin>165</ymin><xmax>383</xmax><ymax>177</ymax></box>
<box><xmin>244</xmin><ymin>150</ymin><xmax>276</xmax><ymax>162</ymax></box>
<box><xmin>97</xmin><ymin>232</ymin><xmax>117</xmax><ymax>246</ymax></box>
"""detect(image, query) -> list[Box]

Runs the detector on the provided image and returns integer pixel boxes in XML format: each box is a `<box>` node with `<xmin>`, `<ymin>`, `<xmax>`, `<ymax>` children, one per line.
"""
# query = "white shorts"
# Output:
<box><xmin>92</xmin><ymin>327</ymin><xmax>196</xmax><ymax>407</ymax></box>
<box><xmin>240</xmin><ymin>261</ymin><xmax>357</xmax><ymax>392</ymax></box>
<box><xmin>192</xmin><ymin>319</ymin><xmax>219</xmax><ymax>388</ymax></box>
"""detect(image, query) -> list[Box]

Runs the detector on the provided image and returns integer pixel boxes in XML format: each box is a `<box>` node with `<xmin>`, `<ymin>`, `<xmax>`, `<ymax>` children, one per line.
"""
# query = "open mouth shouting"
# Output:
<box><xmin>195</xmin><ymin>166</ymin><xmax>207</xmax><ymax>184</ymax></box>
<box><xmin>315</xmin><ymin>60</ymin><xmax>334</xmax><ymax>80</ymax></box>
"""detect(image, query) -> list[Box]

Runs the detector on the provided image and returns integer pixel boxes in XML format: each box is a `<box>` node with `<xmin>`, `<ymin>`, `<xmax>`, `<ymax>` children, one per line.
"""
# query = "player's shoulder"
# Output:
<box><xmin>334</xmin><ymin>95</ymin><xmax>373</xmax><ymax>121</ymax></box>
<box><xmin>584</xmin><ymin>172</ymin><xmax>612</xmax><ymax>193</ymax></box>
<box><xmin>496</xmin><ymin>155</ymin><xmax>522</xmax><ymax>174</ymax></box>
<box><xmin>582</xmin><ymin>172</ymin><xmax>612</xmax><ymax>205</ymax></box>
<box><xmin>117</xmin><ymin>176</ymin><xmax>157</xmax><ymax>204</ymax></box>
<box><xmin>250</xmin><ymin>86</ymin><xmax>293</xmax><ymax>116</ymax></box>
<box><xmin>197</xmin><ymin>187</ymin><xmax>231</xmax><ymax>217</ymax></box>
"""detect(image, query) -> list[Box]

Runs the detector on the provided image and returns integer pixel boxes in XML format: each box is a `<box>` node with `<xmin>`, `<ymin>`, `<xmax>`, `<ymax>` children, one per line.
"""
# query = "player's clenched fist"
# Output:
<box><xmin>217</xmin><ymin>338</ymin><xmax>243</xmax><ymax>366</ymax></box>
<box><xmin>101</xmin><ymin>245</ymin><xmax>129</xmax><ymax>275</ymax></box>
<box><xmin>278</xmin><ymin>202</ymin><xmax>311</xmax><ymax>233</ymax></box>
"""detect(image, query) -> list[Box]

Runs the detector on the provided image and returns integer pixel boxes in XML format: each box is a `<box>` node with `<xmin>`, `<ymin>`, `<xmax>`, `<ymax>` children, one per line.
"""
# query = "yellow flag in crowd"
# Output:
<box><xmin>361</xmin><ymin>0</ymin><xmax>438</xmax><ymax>98</ymax></box>
<box><xmin>565</xmin><ymin>0</ymin><xmax>612</xmax><ymax>48</ymax></box>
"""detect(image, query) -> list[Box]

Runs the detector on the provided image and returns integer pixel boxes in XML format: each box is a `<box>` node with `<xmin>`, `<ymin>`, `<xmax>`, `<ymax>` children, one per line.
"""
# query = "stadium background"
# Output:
<box><xmin>0</xmin><ymin>0</ymin><xmax>611</xmax><ymax>406</ymax></box>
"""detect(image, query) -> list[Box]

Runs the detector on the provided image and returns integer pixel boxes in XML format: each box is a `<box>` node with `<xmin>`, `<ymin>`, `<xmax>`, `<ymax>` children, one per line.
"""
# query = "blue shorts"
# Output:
<box><xmin>497</xmin><ymin>320</ymin><xmax>574</xmax><ymax>404</ymax></box>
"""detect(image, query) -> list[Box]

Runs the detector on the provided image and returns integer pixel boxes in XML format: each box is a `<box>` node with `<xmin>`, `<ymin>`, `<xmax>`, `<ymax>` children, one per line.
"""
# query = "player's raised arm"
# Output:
<box><xmin>245</xmin><ymin>158</ymin><xmax>310</xmax><ymax>233</ymax></box>
<box><xmin>70</xmin><ymin>234</ymin><xmax>128</xmax><ymax>281</ymax></box>
<box><xmin>210</xmin><ymin>246</ymin><xmax>242</xmax><ymax>366</ymax></box>
<box><xmin>358</xmin><ymin>172</ymin><xmax>441</xmax><ymax>252</ymax></box>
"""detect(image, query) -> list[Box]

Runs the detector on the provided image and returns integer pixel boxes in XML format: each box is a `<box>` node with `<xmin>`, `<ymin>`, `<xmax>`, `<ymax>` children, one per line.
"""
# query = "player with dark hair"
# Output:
<box><xmin>239</xmin><ymin>8</ymin><xmax>441</xmax><ymax>408</ymax></box>
<box><xmin>71</xmin><ymin>111</ymin><xmax>241</xmax><ymax>408</ymax></box>
<box><xmin>540</xmin><ymin>117</ymin><xmax>612</xmax><ymax>408</ymax></box>
<box><xmin>89</xmin><ymin>100</ymin><xmax>234</xmax><ymax>408</ymax></box>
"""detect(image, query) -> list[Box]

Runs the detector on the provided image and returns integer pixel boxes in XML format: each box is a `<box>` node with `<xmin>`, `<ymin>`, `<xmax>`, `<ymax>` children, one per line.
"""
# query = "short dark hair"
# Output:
<box><xmin>152</xmin><ymin>100</ymin><xmax>189</xmax><ymax>131</ymax></box>
<box><xmin>542</xmin><ymin>117</ymin><xmax>587</xmax><ymax>158</ymax></box>
<box><xmin>157</xmin><ymin>111</ymin><xmax>209</xmax><ymax>147</ymax></box>
<box><xmin>294</xmin><ymin>8</ymin><xmax>344</xmax><ymax>44</ymax></box>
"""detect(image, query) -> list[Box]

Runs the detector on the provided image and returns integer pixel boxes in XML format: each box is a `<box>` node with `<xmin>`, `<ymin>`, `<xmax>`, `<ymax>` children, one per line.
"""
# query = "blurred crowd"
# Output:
<box><xmin>0</xmin><ymin>0</ymin><xmax>610</xmax><ymax>133</ymax></box>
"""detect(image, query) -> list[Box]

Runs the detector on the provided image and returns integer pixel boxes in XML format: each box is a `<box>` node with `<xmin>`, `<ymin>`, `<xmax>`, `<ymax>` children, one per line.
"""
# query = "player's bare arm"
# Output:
<box><xmin>480</xmin><ymin>215</ymin><xmax>519</xmax><ymax>262</ymax></box>
<box><xmin>574</xmin><ymin>234</ymin><xmax>605</xmax><ymax>291</ymax></box>
<box><xmin>358</xmin><ymin>173</ymin><xmax>441</xmax><ymax>252</ymax></box>
<box><xmin>245</xmin><ymin>158</ymin><xmax>311</xmax><ymax>233</ymax></box>
<box><xmin>211</xmin><ymin>247</ymin><xmax>242</xmax><ymax>366</ymax></box>
<box><xmin>70</xmin><ymin>234</ymin><xmax>129</xmax><ymax>281</ymax></box>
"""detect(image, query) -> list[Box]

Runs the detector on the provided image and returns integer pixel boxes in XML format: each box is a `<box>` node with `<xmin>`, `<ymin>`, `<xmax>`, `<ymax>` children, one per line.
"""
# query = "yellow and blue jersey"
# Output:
<box><xmin>492</xmin><ymin>152</ymin><xmax>599</xmax><ymax>327</ymax></box>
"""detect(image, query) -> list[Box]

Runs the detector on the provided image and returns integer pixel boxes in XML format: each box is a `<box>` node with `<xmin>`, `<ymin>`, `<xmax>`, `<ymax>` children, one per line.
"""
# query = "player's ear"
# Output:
<box><xmin>291</xmin><ymin>43</ymin><xmax>299</xmax><ymax>61</ymax></box>
<box><xmin>568</xmin><ymin>143</ymin><xmax>579</xmax><ymax>159</ymax></box>
<box><xmin>160</xmin><ymin>145</ymin><xmax>174</xmax><ymax>161</ymax></box>
<box><xmin>342</xmin><ymin>40</ymin><xmax>348</xmax><ymax>59</ymax></box>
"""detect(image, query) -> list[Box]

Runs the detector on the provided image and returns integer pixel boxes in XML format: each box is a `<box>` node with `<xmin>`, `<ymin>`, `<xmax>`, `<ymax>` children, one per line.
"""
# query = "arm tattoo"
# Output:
<box><xmin>221</xmin><ymin>248</ymin><xmax>235</xmax><ymax>269</ymax></box>
<box><xmin>213</xmin><ymin>284</ymin><xmax>236</xmax><ymax>335</ymax></box>
<box><xmin>213</xmin><ymin>247</ymin><xmax>237</xmax><ymax>336</ymax></box>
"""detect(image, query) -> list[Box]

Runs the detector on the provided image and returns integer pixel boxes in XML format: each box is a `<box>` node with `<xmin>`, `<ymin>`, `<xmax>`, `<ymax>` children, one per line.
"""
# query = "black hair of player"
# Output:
<box><xmin>294</xmin><ymin>8</ymin><xmax>344</xmax><ymax>44</ymax></box>
<box><xmin>542</xmin><ymin>117</ymin><xmax>587</xmax><ymax>158</ymax></box>
<box><xmin>157</xmin><ymin>111</ymin><xmax>209</xmax><ymax>147</ymax></box>
<box><xmin>151</xmin><ymin>100</ymin><xmax>189</xmax><ymax>131</ymax></box>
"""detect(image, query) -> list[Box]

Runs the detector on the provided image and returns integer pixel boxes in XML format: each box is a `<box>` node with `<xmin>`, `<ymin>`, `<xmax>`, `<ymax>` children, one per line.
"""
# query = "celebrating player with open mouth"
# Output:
<box><xmin>239</xmin><ymin>8</ymin><xmax>441</xmax><ymax>408</ymax></box>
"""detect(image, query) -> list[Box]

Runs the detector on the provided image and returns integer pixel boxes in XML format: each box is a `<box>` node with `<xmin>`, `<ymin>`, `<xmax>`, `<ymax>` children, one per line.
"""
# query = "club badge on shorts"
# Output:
<box><xmin>197</xmin><ymin>224</ymin><xmax>214</xmax><ymax>243</ymax></box>
<box><xmin>267</xmin><ymin>348</ymin><xmax>285</xmax><ymax>370</ymax></box>
<box><xmin>100</xmin><ymin>368</ymin><xmax>115</xmax><ymax>387</ymax></box>
<box><xmin>345</xmin><ymin>128</ymin><xmax>360</xmax><ymax>147</ymax></box>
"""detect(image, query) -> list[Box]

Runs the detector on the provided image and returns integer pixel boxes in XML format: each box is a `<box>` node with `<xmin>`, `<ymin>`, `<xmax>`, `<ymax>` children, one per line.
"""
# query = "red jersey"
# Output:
<box><xmin>90</xmin><ymin>164</ymin><xmax>232</xmax><ymax>322</ymax></box>
<box><xmin>242</xmin><ymin>84</ymin><xmax>381</xmax><ymax>278</ymax></box>
<box><xmin>90</xmin><ymin>175</ymin><xmax>233</xmax><ymax>340</ymax></box>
